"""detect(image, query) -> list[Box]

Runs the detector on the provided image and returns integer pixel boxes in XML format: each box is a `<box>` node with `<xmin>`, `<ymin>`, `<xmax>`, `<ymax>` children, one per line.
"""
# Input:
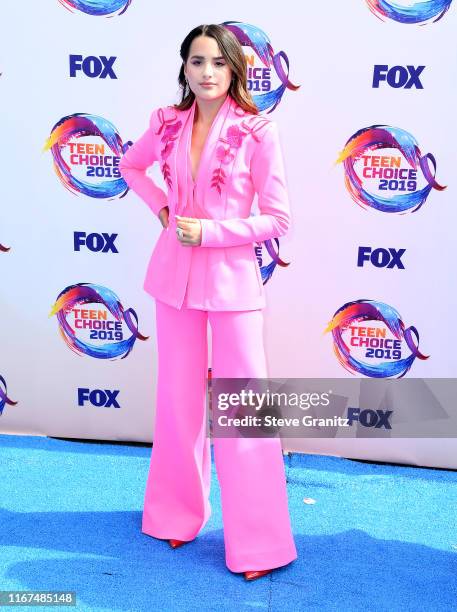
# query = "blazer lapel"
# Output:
<box><xmin>190</xmin><ymin>93</ymin><xmax>233</xmax><ymax>185</ymax></box>
<box><xmin>155</xmin><ymin>103</ymin><xmax>191</xmax><ymax>215</ymax></box>
<box><xmin>161</xmin><ymin>94</ymin><xmax>236</xmax><ymax>218</ymax></box>
<box><xmin>176</xmin><ymin>99</ymin><xmax>197</xmax><ymax>216</ymax></box>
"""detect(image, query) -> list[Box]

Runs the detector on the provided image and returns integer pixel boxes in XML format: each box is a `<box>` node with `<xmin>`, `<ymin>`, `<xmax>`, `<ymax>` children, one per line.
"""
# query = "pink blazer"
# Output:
<box><xmin>119</xmin><ymin>93</ymin><xmax>290</xmax><ymax>311</ymax></box>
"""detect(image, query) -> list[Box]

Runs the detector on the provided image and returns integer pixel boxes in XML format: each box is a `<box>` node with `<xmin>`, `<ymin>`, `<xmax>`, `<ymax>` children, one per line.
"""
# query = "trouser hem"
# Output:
<box><xmin>226</xmin><ymin>547</ymin><xmax>298</xmax><ymax>573</ymax></box>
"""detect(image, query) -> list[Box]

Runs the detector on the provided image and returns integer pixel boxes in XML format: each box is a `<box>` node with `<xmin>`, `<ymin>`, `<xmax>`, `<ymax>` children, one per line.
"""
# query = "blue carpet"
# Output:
<box><xmin>0</xmin><ymin>434</ymin><xmax>456</xmax><ymax>611</ymax></box>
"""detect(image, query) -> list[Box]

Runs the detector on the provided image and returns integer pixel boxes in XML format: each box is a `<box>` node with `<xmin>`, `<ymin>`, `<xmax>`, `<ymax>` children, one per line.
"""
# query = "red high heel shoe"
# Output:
<box><xmin>169</xmin><ymin>539</ymin><xmax>187</xmax><ymax>548</ymax></box>
<box><xmin>244</xmin><ymin>569</ymin><xmax>272</xmax><ymax>580</ymax></box>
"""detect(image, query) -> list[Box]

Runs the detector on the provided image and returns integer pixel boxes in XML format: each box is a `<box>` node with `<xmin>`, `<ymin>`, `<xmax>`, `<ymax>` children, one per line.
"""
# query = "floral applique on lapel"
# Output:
<box><xmin>155</xmin><ymin>107</ymin><xmax>182</xmax><ymax>189</ymax></box>
<box><xmin>211</xmin><ymin>109</ymin><xmax>271</xmax><ymax>194</ymax></box>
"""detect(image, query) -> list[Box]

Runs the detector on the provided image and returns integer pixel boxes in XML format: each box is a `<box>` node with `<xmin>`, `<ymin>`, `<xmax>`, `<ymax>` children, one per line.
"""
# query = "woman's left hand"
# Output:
<box><xmin>175</xmin><ymin>215</ymin><xmax>202</xmax><ymax>246</ymax></box>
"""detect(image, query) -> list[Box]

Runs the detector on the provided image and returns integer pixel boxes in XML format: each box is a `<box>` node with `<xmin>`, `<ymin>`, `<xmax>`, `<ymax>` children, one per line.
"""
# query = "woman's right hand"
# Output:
<box><xmin>158</xmin><ymin>206</ymin><xmax>169</xmax><ymax>229</ymax></box>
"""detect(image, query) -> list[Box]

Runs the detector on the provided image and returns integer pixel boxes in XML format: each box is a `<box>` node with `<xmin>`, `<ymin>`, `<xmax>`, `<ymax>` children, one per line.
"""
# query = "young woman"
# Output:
<box><xmin>119</xmin><ymin>23</ymin><xmax>297</xmax><ymax>581</ymax></box>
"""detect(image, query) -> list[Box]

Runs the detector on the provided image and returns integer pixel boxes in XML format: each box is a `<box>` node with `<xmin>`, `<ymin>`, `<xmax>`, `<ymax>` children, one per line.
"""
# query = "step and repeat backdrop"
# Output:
<box><xmin>1</xmin><ymin>1</ymin><xmax>456</xmax><ymax>468</ymax></box>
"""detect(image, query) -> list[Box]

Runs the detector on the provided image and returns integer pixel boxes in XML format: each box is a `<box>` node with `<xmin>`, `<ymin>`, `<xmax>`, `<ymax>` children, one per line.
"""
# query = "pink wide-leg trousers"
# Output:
<box><xmin>142</xmin><ymin>298</ymin><xmax>298</xmax><ymax>573</ymax></box>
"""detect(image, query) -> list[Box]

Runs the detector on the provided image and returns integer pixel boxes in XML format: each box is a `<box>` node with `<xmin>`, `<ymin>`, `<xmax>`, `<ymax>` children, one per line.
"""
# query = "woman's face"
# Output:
<box><xmin>184</xmin><ymin>35</ymin><xmax>233</xmax><ymax>103</ymax></box>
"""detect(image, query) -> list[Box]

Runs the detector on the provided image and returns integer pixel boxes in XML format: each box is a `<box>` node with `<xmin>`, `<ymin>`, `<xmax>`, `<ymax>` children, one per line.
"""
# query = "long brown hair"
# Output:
<box><xmin>174</xmin><ymin>24</ymin><xmax>259</xmax><ymax>115</ymax></box>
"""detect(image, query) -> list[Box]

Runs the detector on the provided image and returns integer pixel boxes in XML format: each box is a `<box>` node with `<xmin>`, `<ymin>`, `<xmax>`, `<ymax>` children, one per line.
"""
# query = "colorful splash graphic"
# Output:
<box><xmin>366</xmin><ymin>0</ymin><xmax>452</xmax><ymax>24</ymax></box>
<box><xmin>222</xmin><ymin>21</ymin><xmax>299</xmax><ymax>112</ymax></box>
<box><xmin>58</xmin><ymin>0</ymin><xmax>132</xmax><ymax>17</ymax></box>
<box><xmin>43</xmin><ymin>114</ymin><xmax>131</xmax><ymax>199</ymax></box>
<box><xmin>336</xmin><ymin>125</ymin><xmax>446</xmax><ymax>213</ymax></box>
<box><xmin>50</xmin><ymin>283</ymin><xmax>148</xmax><ymax>359</ymax></box>
<box><xmin>0</xmin><ymin>375</ymin><xmax>17</xmax><ymax>416</ymax></box>
<box><xmin>255</xmin><ymin>238</ymin><xmax>290</xmax><ymax>284</ymax></box>
<box><xmin>324</xmin><ymin>299</ymin><xmax>429</xmax><ymax>378</ymax></box>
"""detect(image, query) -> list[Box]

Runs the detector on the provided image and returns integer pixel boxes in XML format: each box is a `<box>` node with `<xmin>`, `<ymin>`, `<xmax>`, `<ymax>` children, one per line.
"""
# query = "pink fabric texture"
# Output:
<box><xmin>119</xmin><ymin>94</ymin><xmax>291</xmax><ymax>311</ymax></box>
<box><xmin>142</xmin><ymin>298</ymin><xmax>298</xmax><ymax>573</ymax></box>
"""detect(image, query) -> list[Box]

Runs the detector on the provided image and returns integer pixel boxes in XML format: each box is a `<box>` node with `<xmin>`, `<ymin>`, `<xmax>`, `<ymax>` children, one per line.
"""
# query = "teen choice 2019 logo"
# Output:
<box><xmin>255</xmin><ymin>238</ymin><xmax>290</xmax><ymax>284</ymax></box>
<box><xmin>58</xmin><ymin>0</ymin><xmax>132</xmax><ymax>16</ymax></box>
<box><xmin>222</xmin><ymin>21</ymin><xmax>299</xmax><ymax>112</ymax></box>
<box><xmin>336</xmin><ymin>125</ymin><xmax>446</xmax><ymax>213</ymax></box>
<box><xmin>0</xmin><ymin>375</ymin><xmax>17</xmax><ymax>416</ymax></box>
<box><xmin>324</xmin><ymin>299</ymin><xmax>429</xmax><ymax>378</ymax></box>
<box><xmin>43</xmin><ymin>114</ymin><xmax>132</xmax><ymax>199</ymax></box>
<box><xmin>248</xmin><ymin>213</ymin><xmax>291</xmax><ymax>283</ymax></box>
<box><xmin>366</xmin><ymin>0</ymin><xmax>452</xmax><ymax>24</ymax></box>
<box><xmin>50</xmin><ymin>283</ymin><xmax>148</xmax><ymax>359</ymax></box>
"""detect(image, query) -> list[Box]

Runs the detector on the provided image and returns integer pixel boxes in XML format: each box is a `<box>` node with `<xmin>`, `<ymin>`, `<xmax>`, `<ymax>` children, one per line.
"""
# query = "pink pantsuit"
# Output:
<box><xmin>119</xmin><ymin>93</ymin><xmax>297</xmax><ymax>572</ymax></box>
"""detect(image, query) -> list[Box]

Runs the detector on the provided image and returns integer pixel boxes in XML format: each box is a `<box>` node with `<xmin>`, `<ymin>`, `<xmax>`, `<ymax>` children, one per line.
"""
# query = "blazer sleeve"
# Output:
<box><xmin>199</xmin><ymin>120</ymin><xmax>291</xmax><ymax>248</ymax></box>
<box><xmin>118</xmin><ymin>108</ymin><xmax>168</xmax><ymax>217</ymax></box>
